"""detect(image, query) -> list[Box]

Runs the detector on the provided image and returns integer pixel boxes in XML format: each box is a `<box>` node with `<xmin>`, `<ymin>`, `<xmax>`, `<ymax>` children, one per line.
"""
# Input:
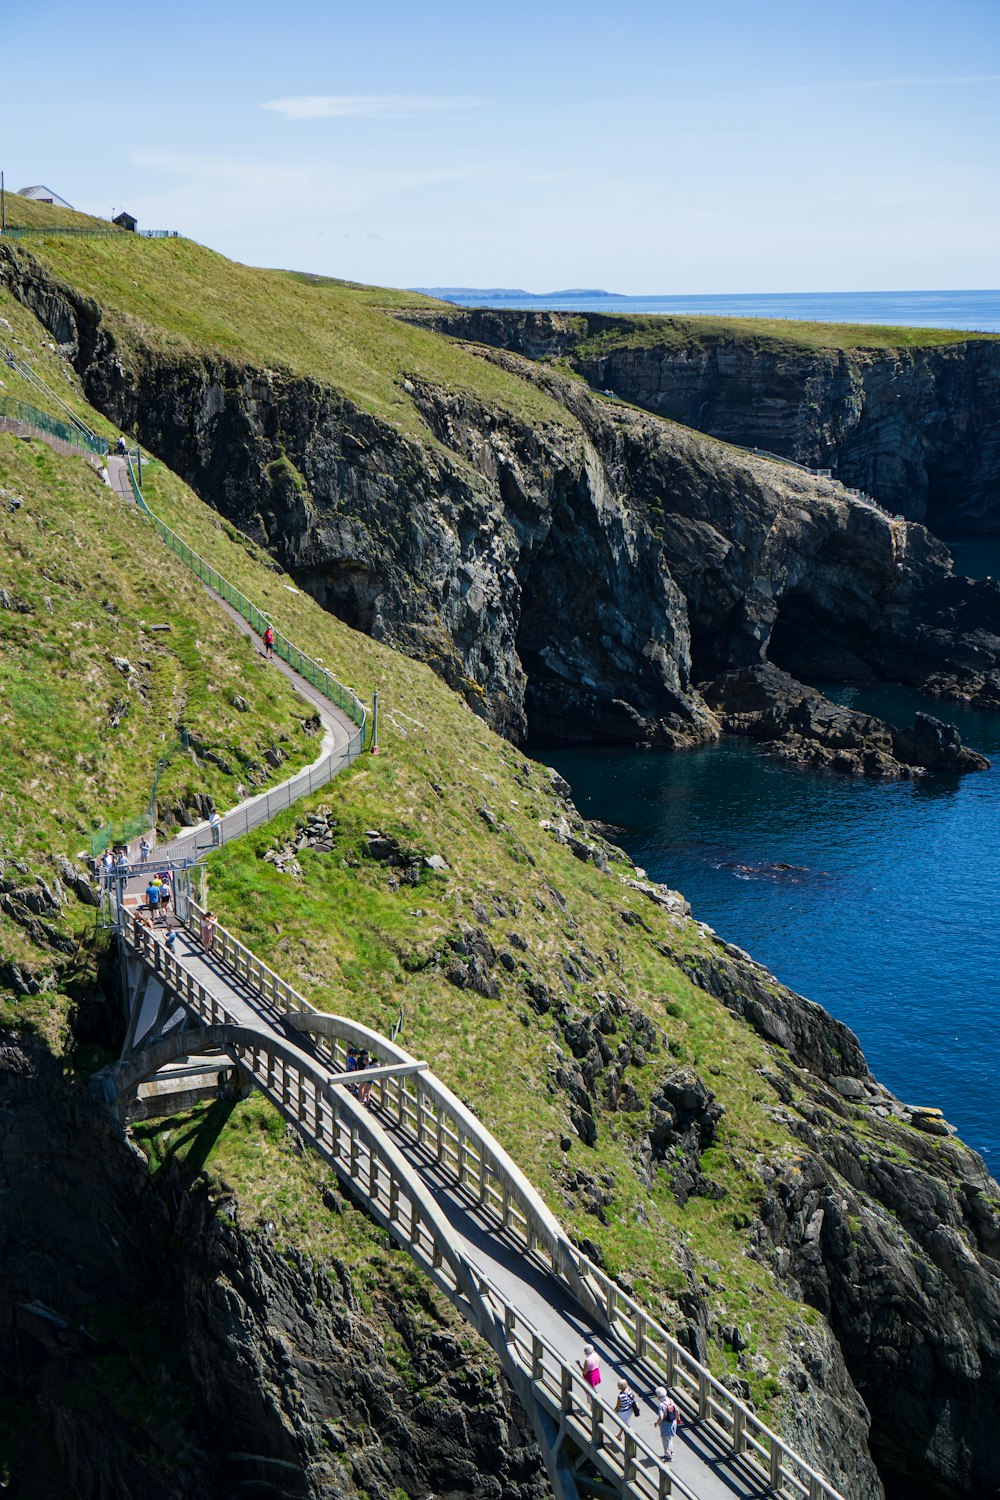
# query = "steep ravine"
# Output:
<box><xmin>399</xmin><ymin>308</ymin><xmax>1000</xmax><ymax>534</ymax></box>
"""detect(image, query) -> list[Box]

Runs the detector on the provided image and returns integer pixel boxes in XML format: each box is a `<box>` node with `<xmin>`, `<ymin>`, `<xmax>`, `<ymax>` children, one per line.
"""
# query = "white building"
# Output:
<box><xmin>17</xmin><ymin>185</ymin><xmax>74</xmax><ymax>210</ymax></box>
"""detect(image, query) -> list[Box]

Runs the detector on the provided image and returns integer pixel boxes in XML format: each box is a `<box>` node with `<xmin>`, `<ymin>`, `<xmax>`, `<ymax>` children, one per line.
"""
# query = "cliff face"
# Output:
<box><xmin>5</xmin><ymin>244</ymin><xmax>1000</xmax><ymax>760</ymax></box>
<box><xmin>400</xmin><ymin>308</ymin><xmax>1000</xmax><ymax>534</ymax></box>
<box><xmin>0</xmin><ymin>1035</ymin><xmax>547</xmax><ymax>1500</ymax></box>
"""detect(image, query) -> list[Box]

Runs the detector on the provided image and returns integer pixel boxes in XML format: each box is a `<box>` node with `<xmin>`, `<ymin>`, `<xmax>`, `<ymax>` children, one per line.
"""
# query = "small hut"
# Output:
<box><xmin>112</xmin><ymin>211</ymin><xmax>137</xmax><ymax>233</ymax></box>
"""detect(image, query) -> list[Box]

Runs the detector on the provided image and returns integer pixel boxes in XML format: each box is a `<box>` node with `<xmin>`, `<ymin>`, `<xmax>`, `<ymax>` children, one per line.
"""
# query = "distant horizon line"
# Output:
<box><xmin>413</xmin><ymin>285</ymin><xmax>1000</xmax><ymax>299</ymax></box>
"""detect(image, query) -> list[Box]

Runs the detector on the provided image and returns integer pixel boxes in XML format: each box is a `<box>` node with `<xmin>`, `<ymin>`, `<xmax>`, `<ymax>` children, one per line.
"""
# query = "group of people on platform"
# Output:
<box><xmin>345</xmin><ymin>1046</ymin><xmax>375</xmax><ymax>1104</ymax></box>
<box><xmin>578</xmin><ymin>1344</ymin><xmax>682</xmax><ymax>1463</ymax></box>
<box><xmin>144</xmin><ymin>870</ymin><xmax>173</xmax><ymax>923</ymax></box>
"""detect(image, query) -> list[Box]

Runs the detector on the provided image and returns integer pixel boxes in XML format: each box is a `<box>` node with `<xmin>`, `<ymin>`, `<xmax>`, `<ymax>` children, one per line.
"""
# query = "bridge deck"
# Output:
<box><xmin>129</xmin><ymin>919</ymin><xmax>756</xmax><ymax>1500</ymax></box>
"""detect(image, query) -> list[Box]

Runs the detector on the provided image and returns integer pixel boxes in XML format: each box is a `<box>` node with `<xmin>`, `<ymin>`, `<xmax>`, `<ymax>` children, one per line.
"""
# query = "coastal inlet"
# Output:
<box><xmin>540</xmin><ymin>674</ymin><xmax>1000</xmax><ymax>1173</ymax></box>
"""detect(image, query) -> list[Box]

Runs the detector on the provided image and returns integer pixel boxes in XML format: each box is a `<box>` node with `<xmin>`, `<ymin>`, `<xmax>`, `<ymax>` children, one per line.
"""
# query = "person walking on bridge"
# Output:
<box><xmin>578</xmin><ymin>1344</ymin><xmax>602</xmax><ymax>1389</ymax></box>
<box><xmin>654</xmin><ymin>1387</ymin><xmax>681</xmax><ymax>1461</ymax></box>
<box><xmin>615</xmin><ymin>1379</ymin><xmax>636</xmax><ymax>1427</ymax></box>
<box><xmin>200</xmin><ymin>910</ymin><xmax>218</xmax><ymax>953</ymax></box>
<box><xmin>263</xmin><ymin>622</ymin><xmax>275</xmax><ymax>661</ymax></box>
<box><xmin>145</xmin><ymin>878</ymin><xmax>161</xmax><ymax>924</ymax></box>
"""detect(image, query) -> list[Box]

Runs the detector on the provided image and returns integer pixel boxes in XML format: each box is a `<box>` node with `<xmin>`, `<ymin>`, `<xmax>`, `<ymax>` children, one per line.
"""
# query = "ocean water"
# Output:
<box><xmin>432</xmin><ymin>288</ymin><xmax>1000</xmax><ymax>333</ymax></box>
<box><xmin>541</xmin><ymin>644</ymin><xmax>1000</xmax><ymax>1170</ymax></box>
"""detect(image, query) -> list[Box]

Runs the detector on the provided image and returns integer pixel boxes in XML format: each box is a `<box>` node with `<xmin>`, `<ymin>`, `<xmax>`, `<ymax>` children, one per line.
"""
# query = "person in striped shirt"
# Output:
<box><xmin>615</xmin><ymin>1379</ymin><xmax>636</xmax><ymax>1426</ymax></box>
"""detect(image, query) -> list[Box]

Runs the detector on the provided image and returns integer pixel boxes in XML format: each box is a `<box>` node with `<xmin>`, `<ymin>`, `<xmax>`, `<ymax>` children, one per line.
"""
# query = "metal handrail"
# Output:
<box><xmin>0</xmin><ymin>394</ymin><xmax>108</xmax><ymax>456</ymax></box>
<box><xmin>118</xmin><ymin>914</ymin><xmax>685</xmax><ymax>1499</ymax></box>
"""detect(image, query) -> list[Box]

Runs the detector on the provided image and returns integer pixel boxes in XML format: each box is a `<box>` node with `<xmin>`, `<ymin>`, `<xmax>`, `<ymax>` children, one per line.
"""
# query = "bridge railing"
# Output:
<box><xmin>173</xmin><ymin>894</ymin><xmax>845</xmax><ymax>1494</ymax></box>
<box><xmin>183</xmin><ymin>895</ymin><xmax>592</xmax><ymax>1294</ymax></box>
<box><xmin>124</xmin><ymin>455</ymin><xmax>367</xmax><ymax>741</ymax></box>
<box><xmin>473</xmin><ymin>1263</ymin><xmax>701</xmax><ymax>1500</ymax></box>
<box><xmin>119</xmin><ymin>915</ymin><xmax>693</xmax><ymax>1500</ymax></box>
<box><xmin>176</xmin><ymin>897</ymin><xmax>843</xmax><ymax>1500</ymax></box>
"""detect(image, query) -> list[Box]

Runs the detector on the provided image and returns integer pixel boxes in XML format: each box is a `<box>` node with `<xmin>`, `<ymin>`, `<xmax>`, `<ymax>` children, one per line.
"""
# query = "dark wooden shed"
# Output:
<box><xmin>112</xmin><ymin>211</ymin><xmax>137</xmax><ymax>232</ymax></box>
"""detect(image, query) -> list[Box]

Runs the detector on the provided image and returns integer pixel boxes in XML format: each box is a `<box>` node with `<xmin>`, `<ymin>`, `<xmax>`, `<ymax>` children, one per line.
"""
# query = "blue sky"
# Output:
<box><xmin>4</xmin><ymin>0</ymin><xmax>999</xmax><ymax>292</ymax></box>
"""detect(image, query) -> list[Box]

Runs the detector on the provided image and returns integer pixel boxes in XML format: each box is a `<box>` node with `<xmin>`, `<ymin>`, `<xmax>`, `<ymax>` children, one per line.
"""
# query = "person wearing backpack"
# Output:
<box><xmin>263</xmin><ymin>623</ymin><xmax>275</xmax><ymax>660</ymax></box>
<box><xmin>654</xmin><ymin>1386</ymin><xmax>681</xmax><ymax>1461</ymax></box>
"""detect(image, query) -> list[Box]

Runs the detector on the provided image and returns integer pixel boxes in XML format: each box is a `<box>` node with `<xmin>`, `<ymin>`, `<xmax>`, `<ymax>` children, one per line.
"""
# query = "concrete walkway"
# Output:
<box><xmin>105</xmin><ymin>454</ymin><xmax>358</xmax><ymax>864</ymax></box>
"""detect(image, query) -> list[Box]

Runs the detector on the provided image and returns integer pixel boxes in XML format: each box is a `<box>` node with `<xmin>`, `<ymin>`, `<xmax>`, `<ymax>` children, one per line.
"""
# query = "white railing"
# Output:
<box><xmin>173</xmin><ymin>899</ymin><xmax>845</xmax><ymax>1500</ymax></box>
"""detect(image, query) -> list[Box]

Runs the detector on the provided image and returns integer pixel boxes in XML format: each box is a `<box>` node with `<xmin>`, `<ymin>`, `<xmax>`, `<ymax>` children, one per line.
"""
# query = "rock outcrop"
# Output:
<box><xmin>702</xmin><ymin>663</ymin><xmax>990</xmax><ymax>776</ymax></box>
<box><xmin>401</xmin><ymin>307</ymin><xmax>1000</xmax><ymax>533</ymax></box>
<box><xmin>0</xmin><ymin>1035</ymin><xmax>547</xmax><ymax>1500</ymax></box>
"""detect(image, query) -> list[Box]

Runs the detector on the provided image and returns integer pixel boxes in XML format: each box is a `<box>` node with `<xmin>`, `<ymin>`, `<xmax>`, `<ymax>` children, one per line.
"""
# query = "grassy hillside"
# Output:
<box><xmin>0</xmin><ymin>429</ymin><xmax>322</xmax><ymax>998</ymax></box>
<box><xmin>3</xmin><ymin>213</ymin><xmax>977</xmax><ymax>1477</ymax></box>
<box><xmin>0</xmin><ymin>286</ymin><xmax>824</xmax><ymax>1411</ymax></box>
<box><xmin>3</xmin><ymin>196</ymin><xmax>568</xmax><ymax>438</ymax></box>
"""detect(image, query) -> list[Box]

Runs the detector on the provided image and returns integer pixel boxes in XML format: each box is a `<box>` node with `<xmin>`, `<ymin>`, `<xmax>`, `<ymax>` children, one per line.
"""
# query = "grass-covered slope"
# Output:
<box><xmin>0</xmin><ymin>298</ymin><xmax>814</xmax><ymax>1403</ymax></box>
<box><xmin>0</xmin><ymin>432</ymin><xmax>322</xmax><ymax>1008</ymax></box>
<box><xmin>4</xmin><ymin>207</ymin><xmax>999</xmax><ymax>1499</ymax></box>
<box><xmin>3</xmin><ymin>194</ymin><xmax>566</xmax><ymax>438</ymax></box>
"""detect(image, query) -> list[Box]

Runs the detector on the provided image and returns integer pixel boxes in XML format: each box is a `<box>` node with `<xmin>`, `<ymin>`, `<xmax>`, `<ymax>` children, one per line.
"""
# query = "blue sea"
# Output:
<box><xmin>542</xmin><ymin>538</ymin><xmax>1000</xmax><ymax>1171</ymax></box>
<box><xmin>426</xmin><ymin>288</ymin><xmax>1000</xmax><ymax>333</ymax></box>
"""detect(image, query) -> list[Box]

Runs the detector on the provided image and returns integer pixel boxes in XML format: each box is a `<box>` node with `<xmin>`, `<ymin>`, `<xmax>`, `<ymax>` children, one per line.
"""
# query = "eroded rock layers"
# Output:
<box><xmin>401</xmin><ymin>306</ymin><xmax>1000</xmax><ymax>534</ymax></box>
<box><xmin>5</xmin><ymin>243</ymin><xmax>1000</xmax><ymax>774</ymax></box>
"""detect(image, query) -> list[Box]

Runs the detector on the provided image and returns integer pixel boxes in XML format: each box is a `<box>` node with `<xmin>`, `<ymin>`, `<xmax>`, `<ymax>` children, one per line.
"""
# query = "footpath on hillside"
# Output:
<box><xmin>105</xmin><ymin>454</ymin><xmax>358</xmax><ymax>862</ymax></box>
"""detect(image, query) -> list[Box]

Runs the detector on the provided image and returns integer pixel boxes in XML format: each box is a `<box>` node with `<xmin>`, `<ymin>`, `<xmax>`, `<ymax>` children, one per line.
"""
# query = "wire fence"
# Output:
<box><xmin>89</xmin><ymin>455</ymin><xmax>369</xmax><ymax>856</ymax></box>
<box><xmin>124</xmin><ymin>456</ymin><xmax>367</xmax><ymax>735</ymax></box>
<box><xmin>0</xmin><ymin>227</ymin><xmax>178</xmax><ymax>240</ymax></box>
<box><xmin>91</xmin><ymin>812</ymin><xmax>154</xmax><ymax>858</ymax></box>
<box><xmin>0</xmin><ymin>394</ymin><xmax>108</xmax><ymax>455</ymax></box>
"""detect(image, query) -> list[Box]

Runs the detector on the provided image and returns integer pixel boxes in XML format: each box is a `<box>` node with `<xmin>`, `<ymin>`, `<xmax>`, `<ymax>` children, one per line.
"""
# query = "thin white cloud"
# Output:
<box><xmin>261</xmin><ymin>93</ymin><xmax>479</xmax><ymax>120</ymax></box>
<box><xmin>784</xmin><ymin>73</ymin><xmax>1000</xmax><ymax>94</ymax></box>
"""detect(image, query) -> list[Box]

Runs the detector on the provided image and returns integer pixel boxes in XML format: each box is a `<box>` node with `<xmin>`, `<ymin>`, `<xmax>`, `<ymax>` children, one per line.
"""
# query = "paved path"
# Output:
<box><xmin>106</xmin><ymin>454</ymin><xmax>357</xmax><ymax>864</ymax></box>
<box><xmin>104</xmin><ymin>451</ymin><xmax>834</xmax><ymax>1500</ymax></box>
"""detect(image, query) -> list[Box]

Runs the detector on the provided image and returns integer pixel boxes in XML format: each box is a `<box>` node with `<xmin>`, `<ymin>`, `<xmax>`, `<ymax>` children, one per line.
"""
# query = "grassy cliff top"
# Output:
<box><xmin>3</xmin><ymin>196</ymin><xmax>567</xmax><ymax>437</ymax></box>
<box><xmin>565</xmin><ymin>309</ymin><xmax>1000</xmax><ymax>356</ymax></box>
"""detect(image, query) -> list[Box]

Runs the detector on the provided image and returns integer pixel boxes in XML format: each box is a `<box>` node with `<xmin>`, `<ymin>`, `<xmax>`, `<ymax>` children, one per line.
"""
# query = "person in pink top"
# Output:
<box><xmin>578</xmin><ymin>1343</ymin><xmax>602</xmax><ymax>1389</ymax></box>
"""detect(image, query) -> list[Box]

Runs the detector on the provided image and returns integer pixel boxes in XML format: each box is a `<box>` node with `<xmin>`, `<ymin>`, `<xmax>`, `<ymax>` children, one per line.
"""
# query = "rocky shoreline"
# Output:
<box><xmin>701</xmin><ymin>663</ymin><xmax>990</xmax><ymax>777</ymax></box>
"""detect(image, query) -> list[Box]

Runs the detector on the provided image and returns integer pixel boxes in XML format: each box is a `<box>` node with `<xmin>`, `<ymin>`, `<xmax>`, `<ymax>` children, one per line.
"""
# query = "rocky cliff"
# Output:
<box><xmin>4</xmin><ymin>242</ymin><xmax>1000</xmax><ymax>764</ymax></box>
<box><xmin>0</xmin><ymin>1033</ymin><xmax>548</xmax><ymax>1500</ymax></box>
<box><xmin>399</xmin><ymin>308</ymin><xmax>1000</xmax><ymax>534</ymax></box>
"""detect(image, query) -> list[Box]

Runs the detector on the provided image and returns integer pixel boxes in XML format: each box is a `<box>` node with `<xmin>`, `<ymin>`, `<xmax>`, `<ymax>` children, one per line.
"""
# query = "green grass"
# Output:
<box><xmin>567</xmin><ymin>310</ymin><xmax>997</xmax><ymax>357</ymax></box>
<box><xmin>0</xmin><ymin>431</ymin><xmax>323</xmax><ymax>979</ymax></box>
<box><xmin>5</xmin><ymin>198</ymin><xmax>569</xmax><ymax>440</ymax></box>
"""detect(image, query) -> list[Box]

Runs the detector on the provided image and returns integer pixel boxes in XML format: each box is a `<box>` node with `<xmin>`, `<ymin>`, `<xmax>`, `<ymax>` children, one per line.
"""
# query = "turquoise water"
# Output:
<box><xmin>542</xmin><ymin>669</ymin><xmax>1000</xmax><ymax>1170</ymax></box>
<box><xmin>430</xmin><ymin>289</ymin><xmax>1000</xmax><ymax>333</ymax></box>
